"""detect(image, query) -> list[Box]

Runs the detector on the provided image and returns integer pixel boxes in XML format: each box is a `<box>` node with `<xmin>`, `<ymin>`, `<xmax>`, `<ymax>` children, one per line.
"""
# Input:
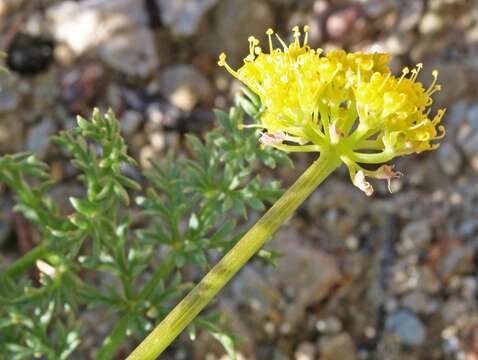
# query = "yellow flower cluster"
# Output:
<box><xmin>218</xmin><ymin>26</ymin><xmax>445</xmax><ymax>196</ymax></box>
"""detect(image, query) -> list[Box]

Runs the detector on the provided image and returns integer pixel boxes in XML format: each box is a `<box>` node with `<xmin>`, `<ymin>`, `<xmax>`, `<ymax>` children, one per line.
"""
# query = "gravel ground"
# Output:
<box><xmin>1</xmin><ymin>0</ymin><xmax>478</xmax><ymax>359</ymax></box>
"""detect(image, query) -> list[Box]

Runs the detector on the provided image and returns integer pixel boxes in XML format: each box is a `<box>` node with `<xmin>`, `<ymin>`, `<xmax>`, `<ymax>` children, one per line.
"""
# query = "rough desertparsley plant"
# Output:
<box><xmin>0</xmin><ymin>106</ymin><xmax>288</xmax><ymax>358</ymax></box>
<box><xmin>128</xmin><ymin>26</ymin><xmax>445</xmax><ymax>359</ymax></box>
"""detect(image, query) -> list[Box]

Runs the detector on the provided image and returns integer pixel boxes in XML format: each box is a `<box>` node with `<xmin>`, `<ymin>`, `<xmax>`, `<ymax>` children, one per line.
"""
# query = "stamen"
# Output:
<box><xmin>425</xmin><ymin>69</ymin><xmax>439</xmax><ymax>96</ymax></box>
<box><xmin>217</xmin><ymin>52</ymin><xmax>226</xmax><ymax>66</ymax></box>
<box><xmin>410</xmin><ymin>63</ymin><xmax>423</xmax><ymax>81</ymax></box>
<box><xmin>303</xmin><ymin>25</ymin><xmax>310</xmax><ymax>46</ymax></box>
<box><xmin>248</xmin><ymin>36</ymin><xmax>259</xmax><ymax>59</ymax></box>
<box><xmin>327</xmin><ymin>63</ymin><xmax>343</xmax><ymax>84</ymax></box>
<box><xmin>432</xmin><ymin>108</ymin><xmax>446</xmax><ymax>125</ymax></box>
<box><xmin>435</xmin><ymin>125</ymin><xmax>446</xmax><ymax>139</ymax></box>
<box><xmin>398</xmin><ymin>67</ymin><xmax>409</xmax><ymax>85</ymax></box>
<box><xmin>292</xmin><ymin>25</ymin><xmax>300</xmax><ymax>46</ymax></box>
<box><xmin>266</xmin><ymin>28</ymin><xmax>274</xmax><ymax>53</ymax></box>
<box><xmin>409</xmin><ymin>120</ymin><xmax>426</xmax><ymax>130</ymax></box>
<box><xmin>378</xmin><ymin>73</ymin><xmax>391</xmax><ymax>92</ymax></box>
<box><xmin>275</xmin><ymin>33</ymin><xmax>288</xmax><ymax>51</ymax></box>
<box><xmin>217</xmin><ymin>53</ymin><xmax>240</xmax><ymax>78</ymax></box>
<box><xmin>428</xmin><ymin>84</ymin><xmax>442</xmax><ymax>96</ymax></box>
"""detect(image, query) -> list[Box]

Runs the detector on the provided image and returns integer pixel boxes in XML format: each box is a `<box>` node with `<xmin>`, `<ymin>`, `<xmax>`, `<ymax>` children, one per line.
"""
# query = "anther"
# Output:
<box><xmin>303</xmin><ymin>25</ymin><xmax>310</xmax><ymax>46</ymax></box>
<box><xmin>217</xmin><ymin>53</ymin><xmax>227</xmax><ymax>66</ymax></box>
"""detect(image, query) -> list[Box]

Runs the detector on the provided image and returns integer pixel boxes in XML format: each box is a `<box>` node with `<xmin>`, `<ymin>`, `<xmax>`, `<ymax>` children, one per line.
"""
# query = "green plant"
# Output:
<box><xmin>127</xmin><ymin>26</ymin><xmax>445</xmax><ymax>359</ymax></box>
<box><xmin>0</xmin><ymin>106</ymin><xmax>289</xmax><ymax>359</ymax></box>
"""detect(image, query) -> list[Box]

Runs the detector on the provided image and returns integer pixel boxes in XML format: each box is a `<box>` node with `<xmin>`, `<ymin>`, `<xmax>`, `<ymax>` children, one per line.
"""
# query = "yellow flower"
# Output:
<box><xmin>218</xmin><ymin>26</ymin><xmax>445</xmax><ymax>196</ymax></box>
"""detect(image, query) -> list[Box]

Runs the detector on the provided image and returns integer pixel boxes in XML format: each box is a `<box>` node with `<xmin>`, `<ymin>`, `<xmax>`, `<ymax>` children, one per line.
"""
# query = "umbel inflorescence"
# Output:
<box><xmin>218</xmin><ymin>26</ymin><xmax>445</xmax><ymax>196</ymax></box>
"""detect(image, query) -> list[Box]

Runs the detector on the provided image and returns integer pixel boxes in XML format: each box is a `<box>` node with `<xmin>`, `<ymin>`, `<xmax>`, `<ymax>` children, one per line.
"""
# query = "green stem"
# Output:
<box><xmin>95</xmin><ymin>314</ymin><xmax>133</xmax><ymax>360</ymax></box>
<box><xmin>126</xmin><ymin>151</ymin><xmax>341</xmax><ymax>360</ymax></box>
<box><xmin>2</xmin><ymin>244</ymin><xmax>48</xmax><ymax>278</ymax></box>
<box><xmin>137</xmin><ymin>254</ymin><xmax>176</xmax><ymax>301</ymax></box>
<box><xmin>95</xmin><ymin>255</ymin><xmax>176</xmax><ymax>359</ymax></box>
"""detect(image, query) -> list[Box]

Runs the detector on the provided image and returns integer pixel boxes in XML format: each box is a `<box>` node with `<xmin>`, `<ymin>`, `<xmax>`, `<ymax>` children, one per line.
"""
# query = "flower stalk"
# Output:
<box><xmin>127</xmin><ymin>24</ymin><xmax>446</xmax><ymax>358</ymax></box>
<box><xmin>126</xmin><ymin>151</ymin><xmax>341</xmax><ymax>360</ymax></box>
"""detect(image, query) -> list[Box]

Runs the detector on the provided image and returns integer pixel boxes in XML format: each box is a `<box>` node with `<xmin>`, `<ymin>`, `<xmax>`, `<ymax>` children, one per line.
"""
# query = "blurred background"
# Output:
<box><xmin>0</xmin><ymin>0</ymin><xmax>477</xmax><ymax>359</ymax></box>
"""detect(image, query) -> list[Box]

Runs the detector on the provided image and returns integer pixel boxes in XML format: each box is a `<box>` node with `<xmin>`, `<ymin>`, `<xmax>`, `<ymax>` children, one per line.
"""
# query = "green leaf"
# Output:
<box><xmin>196</xmin><ymin>318</ymin><xmax>237</xmax><ymax>360</ymax></box>
<box><xmin>214</xmin><ymin>110</ymin><xmax>234</xmax><ymax>133</ymax></box>
<box><xmin>246</xmin><ymin>197</ymin><xmax>264</xmax><ymax>211</ymax></box>
<box><xmin>113</xmin><ymin>183</ymin><xmax>130</xmax><ymax>206</ymax></box>
<box><xmin>76</xmin><ymin>116</ymin><xmax>90</xmax><ymax>131</ymax></box>
<box><xmin>237</xmin><ymin>96</ymin><xmax>260</xmax><ymax>119</ymax></box>
<box><xmin>69</xmin><ymin>197</ymin><xmax>98</xmax><ymax>217</ymax></box>
<box><xmin>241</xmin><ymin>85</ymin><xmax>261</xmax><ymax>108</ymax></box>
<box><xmin>117</xmin><ymin>175</ymin><xmax>141</xmax><ymax>191</ymax></box>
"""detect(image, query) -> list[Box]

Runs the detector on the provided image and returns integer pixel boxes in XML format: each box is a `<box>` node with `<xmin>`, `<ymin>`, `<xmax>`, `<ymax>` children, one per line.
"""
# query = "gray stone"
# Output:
<box><xmin>385</xmin><ymin>32</ymin><xmax>415</xmax><ymax>55</ymax></box>
<box><xmin>319</xmin><ymin>333</ymin><xmax>357</xmax><ymax>360</ymax></box>
<box><xmin>157</xmin><ymin>0</ymin><xmax>218</xmax><ymax>37</ymax></box>
<box><xmin>441</xmin><ymin>298</ymin><xmax>468</xmax><ymax>324</ymax></box>
<box><xmin>461</xmin><ymin>276</ymin><xmax>477</xmax><ymax>300</ymax></box>
<box><xmin>445</xmin><ymin>100</ymin><xmax>467</xmax><ymax>141</ymax></box>
<box><xmin>397</xmin><ymin>0</ymin><xmax>424</xmax><ymax>32</ymax></box>
<box><xmin>272</xmin><ymin>228</ymin><xmax>341</xmax><ymax>326</ymax></box>
<box><xmin>316</xmin><ymin>316</ymin><xmax>343</xmax><ymax>334</ymax></box>
<box><xmin>0</xmin><ymin>89</ymin><xmax>19</xmax><ymax>113</ymax></box>
<box><xmin>146</xmin><ymin>101</ymin><xmax>181</xmax><ymax>128</ymax></box>
<box><xmin>47</xmin><ymin>0</ymin><xmax>149</xmax><ymax>56</ymax></box>
<box><xmin>438</xmin><ymin>143</ymin><xmax>462</xmax><ymax>176</ymax></box>
<box><xmin>294</xmin><ymin>341</ymin><xmax>316</xmax><ymax>360</ymax></box>
<box><xmin>385</xmin><ymin>310</ymin><xmax>426</xmax><ymax>346</ymax></box>
<box><xmin>211</xmin><ymin>0</ymin><xmax>274</xmax><ymax>66</ymax></box>
<box><xmin>402</xmin><ymin>290</ymin><xmax>430</xmax><ymax>314</ymax></box>
<box><xmin>417</xmin><ymin>266</ymin><xmax>441</xmax><ymax>294</ymax></box>
<box><xmin>98</xmin><ymin>27</ymin><xmax>159</xmax><ymax>78</ymax></box>
<box><xmin>25</xmin><ymin>119</ymin><xmax>56</xmax><ymax>159</ymax></box>
<box><xmin>463</xmin><ymin>133</ymin><xmax>478</xmax><ymax>159</ymax></box>
<box><xmin>466</xmin><ymin>103</ymin><xmax>478</xmax><ymax>131</ymax></box>
<box><xmin>231</xmin><ymin>266</ymin><xmax>281</xmax><ymax>317</ymax></box>
<box><xmin>419</xmin><ymin>12</ymin><xmax>444</xmax><ymax>35</ymax></box>
<box><xmin>159</xmin><ymin>65</ymin><xmax>212</xmax><ymax>111</ymax></box>
<box><xmin>438</xmin><ymin>245</ymin><xmax>473</xmax><ymax>279</ymax></box>
<box><xmin>431</xmin><ymin>63</ymin><xmax>467</xmax><ymax>106</ymax></box>
<box><xmin>0</xmin><ymin>114</ymin><xmax>23</xmax><ymax>154</ymax></box>
<box><xmin>120</xmin><ymin>110</ymin><xmax>143</xmax><ymax>136</ymax></box>
<box><xmin>325</xmin><ymin>4</ymin><xmax>367</xmax><ymax>43</ymax></box>
<box><xmin>458</xmin><ymin>219</ymin><xmax>478</xmax><ymax>238</ymax></box>
<box><xmin>398</xmin><ymin>220</ymin><xmax>432</xmax><ymax>255</ymax></box>
<box><xmin>361</xmin><ymin>0</ymin><xmax>393</xmax><ymax>18</ymax></box>
<box><xmin>0</xmin><ymin>0</ymin><xmax>23</xmax><ymax>17</ymax></box>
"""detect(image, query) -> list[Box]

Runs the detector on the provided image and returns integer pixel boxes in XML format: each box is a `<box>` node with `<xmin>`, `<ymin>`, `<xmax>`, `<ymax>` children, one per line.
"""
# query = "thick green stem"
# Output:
<box><xmin>2</xmin><ymin>244</ymin><xmax>48</xmax><ymax>278</ymax></box>
<box><xmin>126</xmin><ymin>151</ymin><xmax>341</xmax><ymax>360</ymax></box>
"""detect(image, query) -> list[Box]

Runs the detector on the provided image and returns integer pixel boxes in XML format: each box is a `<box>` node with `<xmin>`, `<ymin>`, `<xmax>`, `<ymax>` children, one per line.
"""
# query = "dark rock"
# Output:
<box><xmin>6</xmin><ymin>33</ymin><xmax>54</xmax><ymax>75</ymax></box>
